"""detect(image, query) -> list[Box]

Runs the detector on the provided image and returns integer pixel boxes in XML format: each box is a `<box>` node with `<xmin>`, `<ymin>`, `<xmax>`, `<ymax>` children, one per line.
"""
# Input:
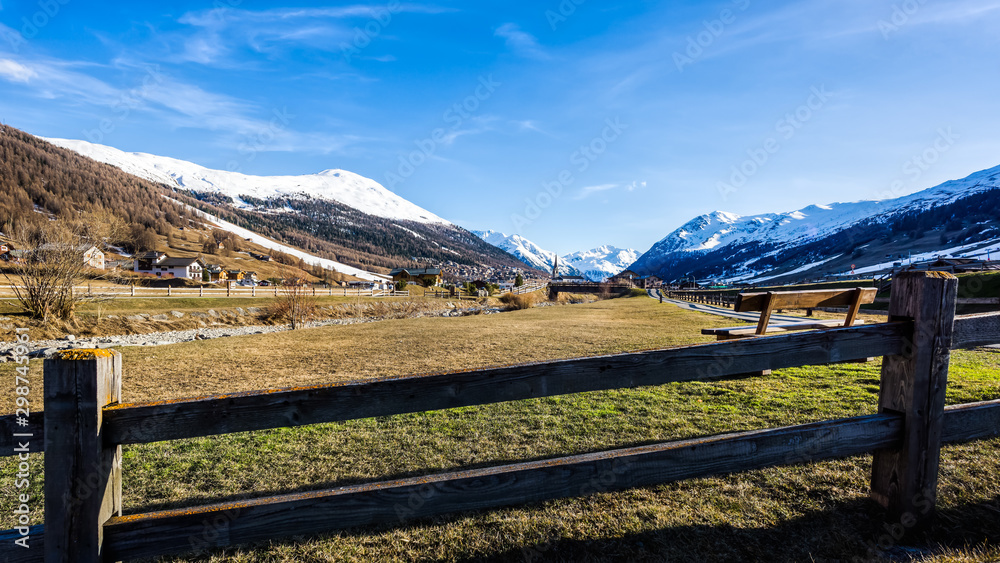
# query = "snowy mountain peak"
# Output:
<box><xmin>44</xmin><ymin>137</ymin><xmax>450</xmax><ymax>225</ymax></box>
<box><xmin>632</xmin><ymin>163</ymin><xmax>1000</xmax><ymax>283</ymax></box>
<box><xmin>473</xmin><ymin>231</ymin><xmax>641</xmax><ymax>281</ymax></box>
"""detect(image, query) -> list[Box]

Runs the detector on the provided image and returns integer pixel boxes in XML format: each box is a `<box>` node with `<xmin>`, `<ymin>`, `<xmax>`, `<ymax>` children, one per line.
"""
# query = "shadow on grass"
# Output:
<box><xmin>457</xmin><ymin>496</ymin><xmax>1000</xmax><ymax>563</ymax></box>
<box><xmin>163</xmin><ymin>493</ymin><xmax>1000</xmax><ymax>562</ymax></box>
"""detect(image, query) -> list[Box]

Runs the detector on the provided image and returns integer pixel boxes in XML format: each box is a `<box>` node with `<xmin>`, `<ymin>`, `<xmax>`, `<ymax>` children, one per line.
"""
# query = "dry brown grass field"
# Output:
<box><xmin>2</xmin><ymin>295</ymin><xmax>998</xmax><ymax>562</ymax></box>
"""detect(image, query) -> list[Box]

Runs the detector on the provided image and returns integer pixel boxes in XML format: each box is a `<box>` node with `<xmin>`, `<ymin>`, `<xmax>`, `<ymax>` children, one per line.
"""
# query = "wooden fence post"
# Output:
<box><xmin>130</xmin><ymin>285</ymin><xmax>135</xmax><ymax>297</ymax></box>
<box><xmin>199</xmin><ymin>286</ymin><xmax>203</xmax><ymax>297</ymax></box>
<box><xmin>871</xmin><ymin>271</ymin><xmax>958</xmax><ymax>528</ymax></box>
<box><xmin>44</xmin><ymin>349</ymin><xmax>122</xmax><ymax>562</ymax></box>
<box><xmin>167</xmin><ymin>286</ymin><xmax>171</xmax><ymax>297</ymax></box>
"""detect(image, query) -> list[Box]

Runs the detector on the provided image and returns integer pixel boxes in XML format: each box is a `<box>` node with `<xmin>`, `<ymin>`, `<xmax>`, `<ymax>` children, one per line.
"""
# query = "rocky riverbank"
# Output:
<box><xmin>0</xmin><ymin>301</ymin><xmax>508</xmax><ymax>360</ymax></box>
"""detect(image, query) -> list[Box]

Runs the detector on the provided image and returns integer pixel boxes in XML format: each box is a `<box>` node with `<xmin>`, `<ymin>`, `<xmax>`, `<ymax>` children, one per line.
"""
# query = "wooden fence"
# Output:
<box><xmin>0</xmin><ymin>285</ymin><xmax>406</xmax><ymax>300</ymax></box>
<box><xmin>665</xmin><ymin>290</ymin><xmax>735</xmax><ymax>308</ymax></box>
<box><xmin>424</xmin><ymin>282</ymin><xmax>548</xmax><ymax>299</ymax></box>
<box><xmin>2</xmin><ymin>271</ymin><xmax>999</xmax><ymax>561</ymax></box>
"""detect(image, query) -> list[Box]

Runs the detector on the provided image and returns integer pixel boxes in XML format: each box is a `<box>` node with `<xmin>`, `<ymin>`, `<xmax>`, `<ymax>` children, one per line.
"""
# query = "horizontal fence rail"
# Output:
<box><xmin>102</xmin><ymin>322</ymin><xmax>910</xmax><ymax>446</ymax></box>
<box><xmin>2</xmin><ymin>312</ymin><xmax>995</xmax><ymax>456</ymax></box>
<box><xmin>101</xmin><ymin>413</ymin><xmax>907</xmax><ymax>561</ymax></box>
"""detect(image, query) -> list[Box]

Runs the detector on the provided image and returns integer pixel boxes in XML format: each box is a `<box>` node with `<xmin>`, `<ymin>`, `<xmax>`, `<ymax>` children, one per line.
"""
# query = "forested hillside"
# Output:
<box><xmin>0</xmin><ymin>126</ymin><xmax>527</xmax><ymax>274</ymax></box>
<box><xmin>0</xmin><ymin>125</ymin><xmax>190</xmax><ymax>251</ymax></box>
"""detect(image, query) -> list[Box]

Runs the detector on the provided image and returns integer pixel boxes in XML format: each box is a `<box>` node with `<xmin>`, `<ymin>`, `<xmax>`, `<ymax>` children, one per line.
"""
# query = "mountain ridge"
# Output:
<box><xmin>473</xmin><ymin>230</ymin><xmax>640</xmax><ymax>281</ymax></box>
<box><xmin>44</xmin><ymin>137</ymin><xmax>450</xmax><ymax>225</ymax></box>
<box><xmin>631</xmin><ymin>164</ymin><xmax>1000</xmax><ymax>283</ymax></box>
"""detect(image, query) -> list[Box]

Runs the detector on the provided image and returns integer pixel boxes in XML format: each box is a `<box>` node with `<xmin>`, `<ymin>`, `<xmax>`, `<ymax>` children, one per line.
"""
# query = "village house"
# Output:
<box><xmin>37</xmin><ymin>243</ymin><xmax>105</xmax><ymax>270</ymax></box>
<box><xmin>204</xmin><ymin>264</ymin><xmax>228</xmax><ymax>283</ymax></box>
<box><xmin>635</xmin><ymin>274</ymin><xmax>662</xmax><ymax>289</ymax></box>
<box><xmin>389</xmin><ymin>267</ymin><xmax>442</xmax><ymax>286</ymax></box>
<box><xmin>134</xmin><ymin>251</ymin><xmax>167</xmax><ymax>270</ymax></box>
<box><xmin>608</xmin><ymin>269</ymin><xmax>639</xmax><ymax>287</ymax></box>
<box><xmin>226</xmin><ymin>269</ymin><xmax>245</xmax><ymax>282</ymax></box>
<box><xmin>134</xmin><ymin>253</ymin><xmax>204</xmax><ymax>279</ymax></box>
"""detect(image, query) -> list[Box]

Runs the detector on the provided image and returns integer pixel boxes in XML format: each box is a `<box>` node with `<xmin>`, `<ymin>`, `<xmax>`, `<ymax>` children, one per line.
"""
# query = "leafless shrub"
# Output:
<box><xmin>500</xmin><ymin>292</ymin><xmax>535</xmax><ymax>310</ymax></box>
<box><xmin>265</xmin><ymin>275</ymin><xmax>317</xmax><ymax>329</ymax></box>
<box><xmin>4</xmin><ymin>221</ymin><xmax>100</xmax><ymax>321</ymax></box>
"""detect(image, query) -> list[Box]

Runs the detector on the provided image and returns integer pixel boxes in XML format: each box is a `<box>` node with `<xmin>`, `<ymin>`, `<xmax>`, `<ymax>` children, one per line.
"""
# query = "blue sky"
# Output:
<box><xmin>2</xmin><ymin>1</ymin><xmax>1000</xmax><ymax>255</ymax></box>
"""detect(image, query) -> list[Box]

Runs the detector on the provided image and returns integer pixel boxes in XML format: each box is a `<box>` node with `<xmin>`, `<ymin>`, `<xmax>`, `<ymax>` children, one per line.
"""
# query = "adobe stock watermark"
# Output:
<box><xmin>383</xmin><ymin>74</ymin><xmax>500</xmax><ymax>189</ymax></box>
<box><xmin>10</xmin><ymin>328</ymin><xmax>33</xmax><ymax>549</ymax></box>
<box><xmin>82</xmin><ymin>64</ymin><xmax>165</xmax><ymax>145</ymax></box>
<box><xmin>716</xmin><ymin>84</ymin><xmax>831</xmax><ymax>201</ymax></box>
<box><xmin>673</xmin><ymin>0</ymin><xmax>751</xmax><ymax>72</ymax></box>
<box><xmin>510</xmin><ymin>116</ymin><xmax>628</xmax><ymax>231</ymax></box>
<box><xmin>225</xmin><ymin>107</ymin><xmax>296</xmax><ymax>173</ymax></box>
<box><xmin>340</xmin><ymin>1</ymin><xmax>403</xmax><ymax>62</ymax></box>
<box><xmin>853</xmin><ymin>488</ymin><xmax>934</xmax><ymax>562</ymax></box>
<box><xmin>872</xmin><ymin>127</ymin><xmax>958</xmax><ymax>201</ymax></box>
<box><xmin>3</xmin><ymin>0</ymin><xmax>71</xmax><ymax>53</ymax></box>
<box><xmin>544</xmin><ymin>0</ymin><xmax>587</xmax><ymax>31</ymax></box>
<box><xmin>878</xmin><ymin>0</ymin><xmax>929</xmax><ymax>40</ymax></box>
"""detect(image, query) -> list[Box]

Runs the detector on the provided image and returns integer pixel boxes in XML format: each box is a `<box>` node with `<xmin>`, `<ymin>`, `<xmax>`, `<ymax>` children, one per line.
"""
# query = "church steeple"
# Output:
<box><xmin>551</xmin><ymin>255</ymin><xmax>559</xmax><ymax>278</ymax></box>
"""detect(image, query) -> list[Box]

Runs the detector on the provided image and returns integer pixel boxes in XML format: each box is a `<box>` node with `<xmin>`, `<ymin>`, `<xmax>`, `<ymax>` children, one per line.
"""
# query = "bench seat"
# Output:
<box><xmin>702</xmin><ymin>319</ymin><xmax>866</xmax><ymax>340</ymax></box>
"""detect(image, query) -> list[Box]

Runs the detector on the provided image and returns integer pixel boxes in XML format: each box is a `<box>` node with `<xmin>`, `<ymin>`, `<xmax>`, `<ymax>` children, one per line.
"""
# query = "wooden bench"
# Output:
<box><xmin>700</xmin><ymin>288</ymin><xmax>878</xmax><ymax>377</ymax></box>
<box><xmin>701</xmin><ymin>287</ymin><xmax>878</xmax><ymax>341</ymax></box>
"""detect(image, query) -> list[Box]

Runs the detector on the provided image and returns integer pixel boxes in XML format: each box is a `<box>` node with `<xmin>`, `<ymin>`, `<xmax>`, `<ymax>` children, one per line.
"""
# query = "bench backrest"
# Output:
<box><xmin>735</xmin><ymin>287</ymin><xmax>878</xmax><ymax>335</ymax></box>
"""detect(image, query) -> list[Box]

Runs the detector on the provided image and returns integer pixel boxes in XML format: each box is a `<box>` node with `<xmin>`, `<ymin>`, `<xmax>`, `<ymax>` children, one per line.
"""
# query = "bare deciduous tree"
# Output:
<box><xmin>266</xmin><ymin>271</ymin><xmax>317</xmax><ymax>329</ymax></box>
<box><xmin>4</xmin><ymin>222</ymin><xmax>96</xmax><ymax>321</ymax></box>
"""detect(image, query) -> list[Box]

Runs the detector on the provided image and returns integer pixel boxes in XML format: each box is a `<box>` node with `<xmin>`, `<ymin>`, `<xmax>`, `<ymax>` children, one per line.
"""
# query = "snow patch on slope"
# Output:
<box><xmin>45</xmin><ymin>137</ymin><xmax>450</xmax><ymax>225</ymax></box>
<box><xmin>176</xmin><ymin>199</ymin><xmax>387</xmax><ymax>281</ymax></box>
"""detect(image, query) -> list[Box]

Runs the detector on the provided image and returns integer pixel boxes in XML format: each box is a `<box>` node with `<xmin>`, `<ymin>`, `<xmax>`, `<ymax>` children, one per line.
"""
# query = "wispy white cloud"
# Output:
<box><xmin>171</xmin><ymin>4</ymin><xmax>457</xmax><ymax>66</ymax></box>
<box><xmin>495</xmin><ymin>23</ymin><xmax>549</xmax><ymax>60</ymax></box>
<box><xmin>511</xmin><ymin>119</ymin><xmax>556</xmax><ymax>138</ymax></box>
<box><xmin>0</xmin><ymin>51</ymin><xmax>360</xmax><ymax>155</ymax></box>
<box><xmin>574</xmin><ymin>180</ymin><xmax>645</xmax><ymax>200</ymax></box>
<box><xmin>829</xmin><ymin>0</ymin><xmax>1000</xmax><ymax>38</ymax></box>
<box><xmin>0</xmin><ymin>58</ymin><xmax>35</xmax><ymax>82</ymax></box>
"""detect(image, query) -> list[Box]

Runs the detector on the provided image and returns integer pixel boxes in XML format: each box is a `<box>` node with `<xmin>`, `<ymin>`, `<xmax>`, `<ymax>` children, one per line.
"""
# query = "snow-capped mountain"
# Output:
<box><xmin>26</xmin><ymin>131</ymin><xmax>528</xmax><ymax>278</ymax></box>
<box><xmin>473</xmin><ymin>230</ymin><xmax>568</xmax><ymax>273</ymax></box>
<box><xmin>44</xmin><ymin>137</ymin><xmax>449</xmax><ymax>225</ymax></box>
<box><xmin>473</xmin><ymin>231</ymin><xmax>640</xmax><ymax>281</ymax></box>
<box><xmin>632</xmin><ymin>164</ymin><xmax>1000</xmax><ymax>283</ymax></box>
<box><xmin>563</xmin><ymin>246</ymin><xmax>641</xmax><ymax>282</ymax></box>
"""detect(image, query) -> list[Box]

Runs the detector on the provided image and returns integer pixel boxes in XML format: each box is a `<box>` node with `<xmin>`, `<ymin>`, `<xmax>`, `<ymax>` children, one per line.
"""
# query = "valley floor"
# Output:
<box><xmin>2</xmin><ymin>296</ymin><xmax>998</xmax><ymax>562</ymax></box>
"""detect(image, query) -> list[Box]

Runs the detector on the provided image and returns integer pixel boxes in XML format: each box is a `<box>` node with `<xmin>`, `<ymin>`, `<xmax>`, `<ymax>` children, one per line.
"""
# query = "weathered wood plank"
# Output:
<box><xmin>103</xmin><ymin>413</ymin><xmax>904</xmax><ymax>561</ymax></box>
<box><xmin>941</xmin><ymin>400</ymin><xmax>1000</xmax><ymax>443</ymax></box>
<box><xmin>701</xmin><ymin>319</ymin><xmax>865</xmax><ymax>336</ymax></box>
<box><xmin>951</xmin><ymin>312</ymin><xmax>1000</xmax><ymax>349</ymax></box>
<box><xmin>0</xmin><ymin>411</ymin><xmax>44</xmax><ymax>456</ymax></box>
<box><xmin>103</xmin><ymin>322</ymin><xmax>908</xmax><ymax>446</ymax></box>
<box><xmin>0</xmin><ymin>526</ymin><xmax>44</xmax><ymax>562</ymax></box>
<box><xmin>871</xmin><ymin>271</ymin><xmax>957</xmax><ymax>528</ymax></box>
<box><xmin>43</xmin><ymin>350</ymin><xmax>122</xmax><ymax>563</ymax></box>
<box><xmin>755</xmin><ymin>292</ymin><xmax>777</xmax><ymax>335</ymax></box>
<box><xmin>844</xmin><ymin>288</ymin><xmax>865</xmax><ymax>327</ymax></box>
<box><xmin>736</xmin><ymin>288</ymin><xmax>878</xmax><ymax>313</ymax></box>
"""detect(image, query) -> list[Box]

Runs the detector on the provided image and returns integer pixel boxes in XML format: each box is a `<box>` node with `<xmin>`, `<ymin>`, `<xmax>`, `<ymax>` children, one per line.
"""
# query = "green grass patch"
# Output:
<box><xmin>1</xmin><ymin>298</ymin><xmax>997</xmax><ymax>561</ymax></box>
